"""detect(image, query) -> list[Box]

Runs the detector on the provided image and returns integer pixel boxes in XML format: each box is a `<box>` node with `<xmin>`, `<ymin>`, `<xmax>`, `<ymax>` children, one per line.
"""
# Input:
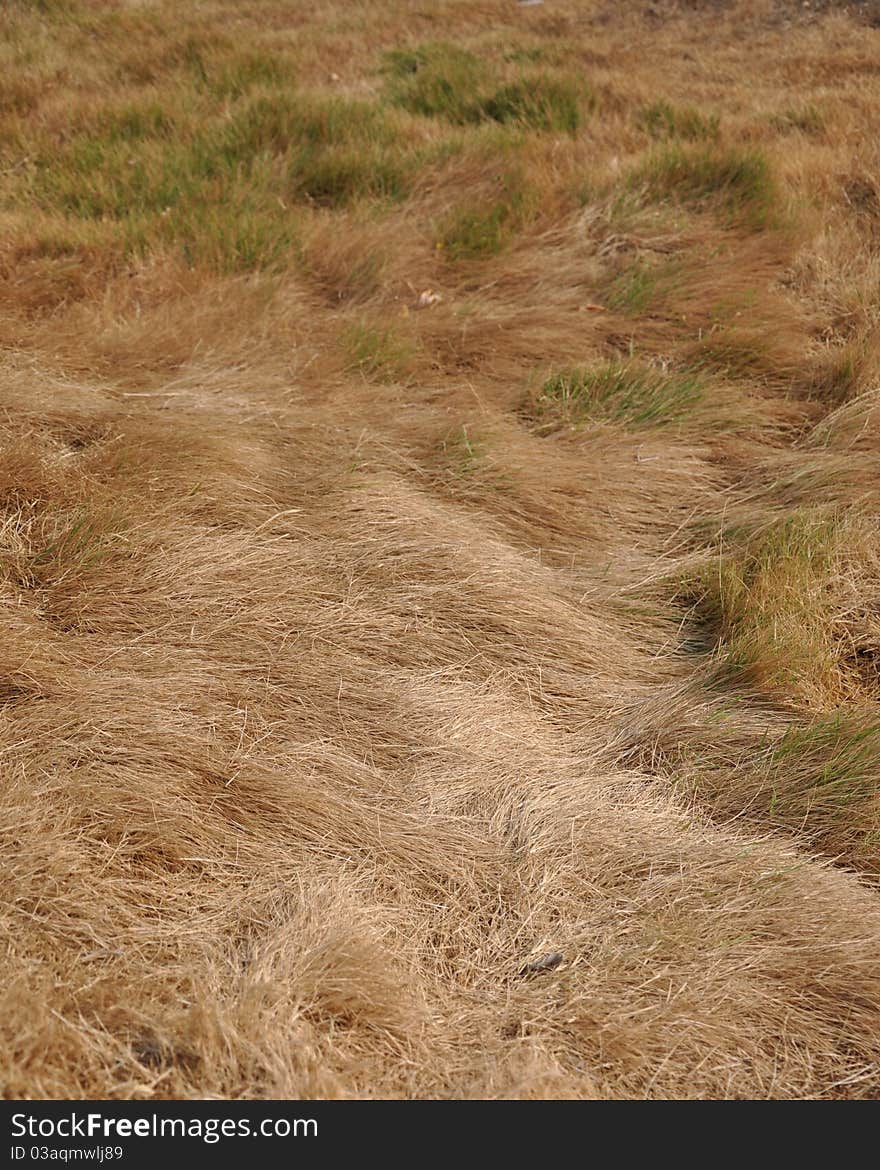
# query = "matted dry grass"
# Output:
<box><xmin>3</xmin><ymin>0</ymin><xmax>880</xmax><ymax>1099</ymax></box>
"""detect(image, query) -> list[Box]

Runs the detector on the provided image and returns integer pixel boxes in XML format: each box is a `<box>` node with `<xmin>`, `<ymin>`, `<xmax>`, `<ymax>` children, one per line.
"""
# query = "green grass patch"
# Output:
<box><xmin>631</xmin><ymin>144</ymin><xmax>777</xmax><ymax>229</ymax></box>
<box><xmin>606</xmin><ymin>264</ymin><xmax>666</xmax><ymax>314</ymax></box>
<box><xmin>25</xmin><ymin>89</ymin><xmax>416</xmax><ymax>270</ymax></box>
<box><xmin>679</xmin><ymin>510</ymin><xmax>843</xmax><ymax>699</ymax></box>
<box><xmin>149</xmin><ymin>194</ymin><xmax>300</xmax><ymax>274</ymax></box>
<box><xmin>477</xmin><ymin>76</ymin><xmax>582</xmax><ymax>133</ymax></box>
<box><xmin>685</xmin><ymin>329</ymin><xmax>777</xmax><ymax>379</ymax></box>
<box><xmin>637</xmin><ymin>100</ymin><xmax>719</xmax><ymax>142</ymax></box>
<box><xmin>344</xmin><ymin>322</ymin><xmax>417</xmax><ymax>382</ymax></box>
<box><xmin>436</xmin><ymin>175</ymin><xmax>537</xmax><ymax>260</ymax></box>
<box><xmin>769</xmin><ymin>105</ymin><xmax>824</xmax><ymax>135</ymax></box>
<box><xmin>38</xmin><ymin>93</ymin><xmax>413</xmax><ymax>216</ymax></box>
<box><xmin>383</xmin><ymin>42</ymin><xmax>585</xmax><ymax>133</ymax></box>
<box><xmin>763</xmin><ymin>715</ymin><xmax>880</xmax><ymax>822</ymax></box>
<box><xmin>437</xmin><ymin>199</ymin><xmax>514</xmax><ymax>260</ymax></box>
<box><xmin>533</xmin><ymin>362</ymin><xmax>704</xmax><ymax>429</ymax></box>
<box><xmin>684</xmin><ymin>709</ymin><xmax>880</xmax><ymax>868</ymax></box>
<box><xmin>383</xmin><ymin>42</ymin><xmax>488</xmax><ymax>123</ymax></box>
<box><xmin>199</xmin><ymin>50</ymin><xmax>296</xmax><ymax>101</ymax></box>
<box><xmin>288</xmin><ymin>141</ymin><xmax>409</xmax><ymax>207</ymax></box>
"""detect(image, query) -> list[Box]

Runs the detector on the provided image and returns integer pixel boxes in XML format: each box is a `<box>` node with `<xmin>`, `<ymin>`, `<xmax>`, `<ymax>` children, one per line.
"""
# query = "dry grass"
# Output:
<box><xmin>3</xmin><ymin>0</ymin><xmax>880</xmax><ymax>1101</ymax></box>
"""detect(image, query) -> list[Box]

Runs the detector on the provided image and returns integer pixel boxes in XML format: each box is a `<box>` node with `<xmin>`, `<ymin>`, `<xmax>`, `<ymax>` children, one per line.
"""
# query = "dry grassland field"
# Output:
<box><xmin>4</xmin><ymin>0</ymin><xmax>880</xmax><ymax>1103</ymax></box>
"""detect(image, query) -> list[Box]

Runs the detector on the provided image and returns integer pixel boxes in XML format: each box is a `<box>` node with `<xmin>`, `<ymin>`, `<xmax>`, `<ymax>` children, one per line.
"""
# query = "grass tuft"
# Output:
<box><xmin>764</xmin><ymin>715</ymin><xmax>880</xmax><ymax>823</ymax></box>
<box><xmin>477</xmin><ymin>76</ymin><xmax>583</xmax><ymax>133</ymax></box>
<box><xmin>436</xmin><ymin>173</ymin><xmax>537</xmax><ymax>260</ymax></box>
<box><xmin>680</xmin><ymin>511</ymin><xmax>845</xmax><ymax>700</ymax></box>
<box><xmin>769</xmin><ymin>105</ymin><xmax>825</xmax><ymax>135</ymax></box>
<box><xmin>384</xmin><ymin>44</ymin><xmax>585</xmax><ymax>132</ymax></box>
<box><xmin>637</xmin><ymin>100</ymin><xmax>719</xmax><ymax>142</ymax></box>
<box><xmin>532</xmin><ymin>362</ymin><xmax>704</xmax><ymax>429</ymax></box>
<box><xmin>631</xmin><ymin>144</ymin><xmax>777</xmax><ymax>228</ymax></box>
<box><xmin>27</xmin><ymin>90</ymin><xmax>415</xmax><ymax>268</ymax></box>
<box><xmin>383</xmin><ymin>43</ymin><xmax>487</xmax><ymax>123</ymax></box>
<box><xmin>344</xmin><ymin>322</ymin><xmax>417</xmax><ymax>382</ymax></box>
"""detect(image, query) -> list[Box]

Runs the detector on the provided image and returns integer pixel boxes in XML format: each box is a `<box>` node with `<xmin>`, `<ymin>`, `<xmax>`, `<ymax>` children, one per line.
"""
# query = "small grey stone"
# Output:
<box><xmin>519</xmin><ymin>951</ymin><xmax>564</xmax><ymax>976</ymax></box>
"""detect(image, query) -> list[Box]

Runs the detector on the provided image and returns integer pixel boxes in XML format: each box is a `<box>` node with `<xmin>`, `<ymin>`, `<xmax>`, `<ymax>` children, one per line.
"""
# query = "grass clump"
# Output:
<box><xmin>200</xmin><ymin>51</ymin><xmax>295</xmax><ymax>101</ymax></box>
<box><xmin>150</xmin><ymin>194</ymin><xmax>299</xmax><ymax>274</ymax></box>
<box><xmin>533</xmin><ymin>362</ymin><xmax>704</xmax><ymax>429</ymax></box>
<box><xmin>289</xmin><ymin>143</ymin><xmax>409</xmax><ymax>207</ymax></box>
<box><xmin>437</xmin><ymin>199</ymin><xmax>516</xmax><ymax>260</ymax></box>
<box><xmin>27</xmin><ymin>90</ymin><xmax>415</xmax><ymax>269</ymax></box>
<box><xmin>220</xmin><ymin>95</ymin><xmax>413</xmax><ymax>206</ymax></box>
<box><xmin>0</xmin><ymin>503</ymin><xmax>128</xmax><ymax>595</ymax></box>
<box><xmin>769</xmin><ymin>105</ymin><xmax>824</xmax><ymax>135</ymax></box>
<box><xmin>384</xmin><ymin>43</ymin><xmax>585</xmax><ymax>132</ymax></box>
<box><xmin>631</xmin><ymin>144</ymin><xmax>777</xmax><ymax>228</ymax></box>
<box><xmin>681</xmin><ymin>511</ymin><xmax>844</xmax><ymax>701</ymax></box>
<box><xmin>685</xmin><ymin>330</ymin><xmax>777</xmax><ymax>379</ymax></box>
<box><xmin>605</xmin><ymin>262</ymin><xmax>682</xmax><ymax>314</ymax></box>
<box><xmin>477</xmin><ymin>76</ymin><xmax>583</xmax><ymax>133</ymax></box>
<box><xmin>440</xmin><ymin>424</ymin><xmax>486</xmax><ymax>476</ymax></box>
<box><xmin>637</xmin><ymin>100</ymin><xmax>719</xmax><ymax>142</ymax></box>
<box><xmin>763</xmin><ymin>716</ymin><xmax>880</xmax><ymax>825</ymax></box>
<box><xmin>436</xmin><ymin>175</ymin><xmax>537</xmax><ymax>260</ymax></box>
<box><xmin>383</xmin><ymin>43</ymin><xmax>488</xmax><ymax>123</ymax></box>
<box><xmin>344</xmin><ymin>322</ymin><xmax>417</xmax><ymax>382</ymax></box>
<box><xmin>685</xmin><ymin>712</ymin><xmax>880</xmax><ymax>870</ymax></box>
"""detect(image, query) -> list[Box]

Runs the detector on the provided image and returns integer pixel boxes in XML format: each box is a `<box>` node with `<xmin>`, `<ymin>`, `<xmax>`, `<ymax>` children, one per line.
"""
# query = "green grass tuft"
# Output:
<box><xmin>436</xmin><ymin>174</ymin><xmax>537</xmax><ymax>260</ymax></box>
<box><xmin>765</xmin><ymin>715</ymin><xmax>880</xmax><ymax>820</ymax></box>
<box><xmin>383</xmin><ymin>43</ymin><xmax>585</xmax><ymax>132</ymax></box>
<box><xmin>437</xmin><ymin>200</ymin><xmax>515</xmax><ymax>260</ymax></box>
<box><xmin>478</xmin><ymin>76</ymin><xmax>582</xmax><ymax>133</ymax></box>
<box><xmin>680</xmin><ymin>511</ymin><xmax>844</xmax><ymax>698</ymax></box>
<box><xmin>27</xmin><ymin>90</ymin><xmax>415</xmax><ymax>269</ymax></box>
<box><xmin>344</xmin><ymin>322</ymin><xmax>417</xmax><ymax>382</ymax></box>
<box><xmin>383</xmin><ymin>43</ymin><xmax>487</xmax><ymax>123</ymax></box>
<box><xmin>769</xmin><ymin>105</ymin><xmax>825</xmax><ymax>135</ymax></box>
<box><xmin>605</xmin><ymin>263</ymin><xmax>677</xmax><ymax>314</ymax></box>
<box><xmin>534</xmin><ymin>362</ymin><xmax>704</xmax><ymax>429</ymax></box>
<box><xmin>631</xmin><ymin>144</ymin><xmax>777</xmax><ymax>228</ymax></box>
<box><xmin>637</xmin><ymin>100</ymin><xmax>719</xmax><ymax>142</ymax></box>
<box><xmin>200</xmin><ymin>51</ymin><xmax>295</xmax><ymax>101</ymax></box>
<box><xmin>685</xmin><ymin>330</ymin><xmax>777</xmax><ymax>379</ymax></box>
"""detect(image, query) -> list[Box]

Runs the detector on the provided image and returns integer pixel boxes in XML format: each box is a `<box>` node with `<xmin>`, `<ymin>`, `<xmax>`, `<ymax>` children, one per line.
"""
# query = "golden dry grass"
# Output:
<box><xmin>3</xmin><ymin>0</ymin><xmax>880</xmax><ymax>1100</ymax></box>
